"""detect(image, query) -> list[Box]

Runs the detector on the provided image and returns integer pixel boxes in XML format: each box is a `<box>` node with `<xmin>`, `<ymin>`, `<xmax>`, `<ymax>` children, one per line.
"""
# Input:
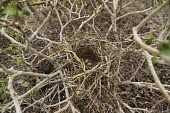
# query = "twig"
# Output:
<box><xmin>29</xmin><ymin>11</ymin><xmax>52</xmax><ymax>41</ymax></box>
<box><xmin>116</xmin><ymin>8</ymin><xmax>152</xmax><ymax>20</ymax></box>
<box><xmin>0</xmin><ymin>28</ymin><xmax>52</xmax><ymax>60</ymax></box>
<box><xmin>132</xmin><ymin>1</ymin><xmax>169</xmax><ymax>56</ymax></box>
<box><xmin>132</xmin><ymin>0</ymin><xmax>170</xmax><ymax>105</ymax></box>
<box><xmin>2</xmin><ymin>71</ymin><xmax>62</xmax><ymax>113</ymax></box>
<box><xmin>143</xmin><ymin>50</ymin><xmax>170</xmax><ymax>104</ymax></box>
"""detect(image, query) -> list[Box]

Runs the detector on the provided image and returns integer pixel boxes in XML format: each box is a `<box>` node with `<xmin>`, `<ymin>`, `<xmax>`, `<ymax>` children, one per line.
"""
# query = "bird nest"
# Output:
<box><xmin>75</xmin><ymin>43</ymin><xmax>101</xmax><ymax>68</ymax></box>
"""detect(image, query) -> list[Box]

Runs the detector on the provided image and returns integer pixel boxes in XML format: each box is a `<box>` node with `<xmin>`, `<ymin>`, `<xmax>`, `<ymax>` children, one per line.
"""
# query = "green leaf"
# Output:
<box><xmin>0</xmin><ymin>99</ymin><xmax>7</xmax><ymax>107</ymax></box>
<box><xmin>13</xmin><ymin>0</ymin><xmax>19</xmax><ymax>3</ymax></box>
<box><xmin>14</xmin><ymin>32</ymin><xmax>20</xmax><ymax>39</ymax></box>
<box><xmin>3</xmin><ymin>6</ymin><xmax>17</xmax><ymax>15</ymax></box>
<box><xmin>7</xmin><ymin>43</ymin><xmax>17</xmax><ymax>52</ymax></box>
<box><xmin>16</xmin><ymin>59</ymin><xmax>26</xmax><ymax>66</ymax></box>
<box><xmin>63</xmin><ymin>36</ymin><xmax>69</xmax><ymax>40</ymax></box>
<box><xmin>151</xmin><ymin>55</ymin><xmax>157</xmax><ymax>63</ymax></box>
<box><xmin>160</xmin><ymin>49</ymin><xmax>170</xmax><ymax>56</ymax></box>
<box><xmin>84</xmin><ymin>2</ymin><xmax>87</xmax><ymax>6</ymax></box>
<box><xmin>23</xmin><ymin>11</ymin><xmax>30</xmax><ymax>16</ymax></box>
<box><xmin>61</xmin><ymin>12</ymin><xmax>65</xmax><ymax>18</ymax></box>
<box><xmin>0</xmin><ymin>100</ymin><xmax>7</xmax><ymax>106</ymax></box>
<box><xmin>13</xmin><ymin>55</ymin><xmax>26</xmax><ymax>66</ymax></box>
<box><xmin>21</xmin><ymin>81</ymin><xmax>29</xmax><ymax>87</ymax></box>
<box><xmin>144</xmin><ymin>35</ymin><xmax>156</xmax><ymax>39</ymax></box>
<box><xmin>4</xmin><ymin>28</ymin><xmax>9</xmax><ymax>32</ymax></box>
<box><xmin>33</xmin><ymin>88</ymin><xmax>39</xmax><ymax>93</ymax></box>
<box><xmin>0</xmin><ymin>88</ymin><xmax>4</xmax><ymax>94</ymax></box>
<box><xmin>16</xmin><ymin>54</ymin><xmax>20</xmax><ymax>57</ymax></box>
<box><xmin>159</xmin><ymin>41</ymin><xmax>170</xmax><ymax>56</ymax></box>
<box><xmin>146</xmin><ymin>39</ymin><xmax>153</xmax><ymax>45</ymax></box>
<box><xmin>17</xmin><ymin>11</ymin><xmax>23</xmax><ymax>17</ymax></box>
<box><xmin>145</xmin><ymin>35</ymin><xmax>152</xmax><ymax>39</ymax></box>
<box><xmin>0</xmin><ymin>103</ymin><xmax>4</xmax><ymax>106</ymax></box>
<box><xmin>144</xmin><ymin>35</ymin><xmax>156</xmax><ymax>45</ymax></box>
<box><xmin>0</xmin><ymin>79</ymin><xmax>8</xmax><ymax>83</ymax></box>
<box><xmin>0</xmin><ymin>83</ymin><xmax>5</xmax><ymax>87</ymax></box>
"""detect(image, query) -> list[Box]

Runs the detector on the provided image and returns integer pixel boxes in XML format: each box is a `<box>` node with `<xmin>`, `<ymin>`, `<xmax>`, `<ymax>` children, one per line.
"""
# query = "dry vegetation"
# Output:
<box><xmin>0</xmin><ymin>0</ymin><xmax>170</xmax><ymax>113</ymax></box>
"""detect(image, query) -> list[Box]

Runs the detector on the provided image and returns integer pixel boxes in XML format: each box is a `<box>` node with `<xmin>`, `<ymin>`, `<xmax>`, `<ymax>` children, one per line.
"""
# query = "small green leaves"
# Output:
<box><xmin>16</xmin><ymin>58</ymin><xmax>26</xmax><ymax>66</ymax></box>
<box><xmin>146</xmin><ymin>39</ymin><xmax>153</xmax><ymax>45</ymax></box>
<box><xmin>13</xmin><ymin>32</ymin><xmax>21</xmax><ymax>39</ymax></box>
<box><xmin>21</xmin><ymin>81</ymin><xmax>29</xmax><ymax>88</ymax></box>
<box><xmin>13</xmin><ymin>55</ymin><xmax>26</xmax><ymax>66</ymax></box>
<box><xmin>0</xmin><ymin>78</ymin><xmax>8</xmax><ymax>83</ymax></box>
<box><xmin>160</xmin><ymin>49</ymin><xmax>170</xmax><ymax>56</ymax></box>
<box><xmin>33</xmin><ymin>0</ymin><xmax>41</xmax><ymax>2</ymax></box>
<box><xmin>0</xmin><ymin>88</ymin><xmax>4</xmax><ymax>94</ymax></box>
<box><xmin>10</xmin><ymin>0</ymin><xmax>19</xmax><ymax>3</ymax></box>
<box><xmin>61</xmin><ymin>12</ymin><xmax>65</xmax><ymax>18</ymax></box>
<box><xmin>23</xmin><ymin>11</ymin><xmax>30</xmax><ymax>16</ymax></box>
<box><xmin>85</xmin><ymin>31</ymin><xmax>89</xmax><ymax>37</ymax></box>
<box><xmin>83</xmin><ymin>1</ymin><xmax>87</xmax><ymax>6</ymax></box>
<box><xmin>33</xmin><ymin>88</ymin><xmax>40</xmax><ymax>93</ymax></box>
<box><xmin>0</xmin><ymin>78</ymin><xmax>8</xmax><ymax>94</ymax></box>
<box><xmin>4</xmin><ymin>28</ymin><xmax>21</xmax><ymax>39</ymax></box>
<box><xmin>2</xmin><ymin>0</ymin><xmax>21</xmax><ymax>17</ymax></box>
<box><xmin>0</xmin><ymin>100</ymin><xmax>7</xmax><ymax>106</ymax></box>
<box><xmin>144</xmin><ymin>35</ymin><xmax>156</xmax><ymax>45</ymax></box>
<box><xmin>159</xmin><ymin>40</ymin><xmax>170</xmax><ymax>56</ymax></box>
<box><xmin>63</xmin><ymin>36</ymin><xmax>69</xmax><ymax>40</ymax></box>
<box><xmin>3</xmin><ymin>6</ymin><xmax>17</xmax><ymax>15</ymax></box>
<box><xmin>151</xmin><ymin>55</ymin><xmax>157</xmax><ymax>63</ymax></box>
<box><xmin>145</xmin><ymin>35</ymin><xmax>152</xmax><ymax>39</ymax></box>
<box><xmin>7</xmin><ymin>43</ymin><xmax>17</xmax><ymax>53</ymax></box>
<box><xmin>2</xmin><ymin>0</ymin><xmax>30</xmax><ymax>17</ymax></box>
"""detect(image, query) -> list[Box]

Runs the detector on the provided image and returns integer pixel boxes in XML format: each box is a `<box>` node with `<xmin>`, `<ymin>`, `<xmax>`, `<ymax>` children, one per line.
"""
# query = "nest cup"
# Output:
<box><xmin>75</xmin><ymin>44</ymin><xmax>101</xmax><ymax>67</ymax></box>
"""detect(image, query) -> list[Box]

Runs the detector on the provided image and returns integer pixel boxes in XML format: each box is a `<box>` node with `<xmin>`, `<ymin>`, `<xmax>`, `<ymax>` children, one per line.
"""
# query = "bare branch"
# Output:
<box><xmin>144</xmin><ymin>50</ymin><xmax>170</xmax><ymax>104</ymax></box>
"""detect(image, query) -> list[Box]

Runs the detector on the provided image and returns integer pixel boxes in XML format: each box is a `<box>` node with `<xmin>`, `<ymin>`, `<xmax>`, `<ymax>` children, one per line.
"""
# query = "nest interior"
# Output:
<box><xmin>75</xmin><ymin>44</ymin><xmax>101</xmax><ymax>67</ymax></box>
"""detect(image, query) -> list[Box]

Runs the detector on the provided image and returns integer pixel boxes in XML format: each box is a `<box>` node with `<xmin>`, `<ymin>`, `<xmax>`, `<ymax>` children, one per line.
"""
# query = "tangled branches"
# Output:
<box><xmin>0</xmin><ymin>0</ymin><xmax>170</xmax><ymax>113</ymax></box>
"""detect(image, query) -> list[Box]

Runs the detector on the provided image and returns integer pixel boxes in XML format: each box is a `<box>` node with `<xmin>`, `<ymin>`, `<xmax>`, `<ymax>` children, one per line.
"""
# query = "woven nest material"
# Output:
<box><xmin>75</xmin><ymin>44</ymin><xmax>101</xmax><ymax>67</ymax></box>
